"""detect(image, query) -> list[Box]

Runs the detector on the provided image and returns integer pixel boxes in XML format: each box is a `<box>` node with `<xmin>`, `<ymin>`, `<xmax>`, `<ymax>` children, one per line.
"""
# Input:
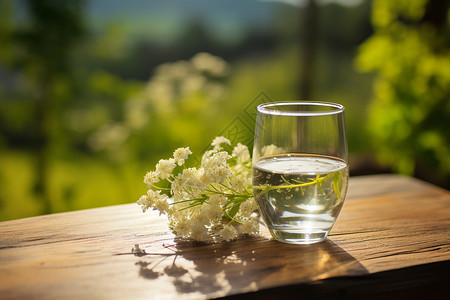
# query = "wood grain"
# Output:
<box><xmin>0</xmin><ymin>174</ymin><xmax>449</xmax><ymax>299</ymax></box>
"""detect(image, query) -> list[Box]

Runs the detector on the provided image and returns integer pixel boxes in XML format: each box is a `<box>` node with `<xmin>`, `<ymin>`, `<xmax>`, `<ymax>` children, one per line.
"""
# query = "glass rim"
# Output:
<box><xmin>257</xmin><ymin>101</ymin><xmax>345</xmax><ymax>116</ymax></box>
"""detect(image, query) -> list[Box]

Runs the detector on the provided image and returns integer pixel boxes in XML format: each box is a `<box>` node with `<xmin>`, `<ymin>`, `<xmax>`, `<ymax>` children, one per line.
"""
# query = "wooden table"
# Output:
<box><xmin>1</xmin><ymin>174</ymin><xmax>449</xmax><ymax>299</ymax></box>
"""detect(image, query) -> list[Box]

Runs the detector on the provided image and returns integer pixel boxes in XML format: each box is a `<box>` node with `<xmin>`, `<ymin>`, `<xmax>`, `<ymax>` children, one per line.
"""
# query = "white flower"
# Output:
<box><xmin>173</xmin><ymin>147</ymin><xmax>192</xmax><ymax>166</ymax></box>
<box><xmin>218</xmin><ymin>224</ymin><xmax>238</xmax><ymax>242</ymax></box>
<box><xmin>137</xmin><ymin>195</ymin><xmax>151</xmax><ymax>212</ymax></box>
<box><xmin>211</xmin><ymin>136</ymin><xmax>231</xmax><ymax>150</ymax></box>
<box><xmin>144</xmin><ymin>171</ymin><xmax>160</xmax><ymax>188</ymax></box>
<box><xmin>155</xmin><ymin>158</ymin><xmax>176</xmax><ymax>180</ymax></box>
<box><xmin>238</xmin><ymin>197</ymin><xmax>258</xmax><ymax>217</ymax></box>
<box><xmin>191</xmin><ymin>52</ymin><xmax>229</xmax><ymax>76</ymax></box>
<box><xmin>201</xmin><ymin>150</ymin><xmax>232</xmax><ymax>183</ymax></box>
<box><xmin>171</xmin><ymin>167</ymin><xmax>204</xmax><ymax>201</ymax></box>
<box><xmin>139</xmin><ymin>136</ymin><xmax>257</xmax><ymax>243</ymax></box>
<box><xmin>88</xmin><ymin>123</ymin><xmax>129</xmax><ymax>152</ymax></box>
<box><xmin>191</xmin><ymin>210</ymin><xmax>210</xmax><ymax>226</ymax></box>
<box><xmin>201</xmin><ymin>201</ymin><xmax>224</xmax><ymax>223</ymax></box>
<box><xmin>190</xmin><ymin>223</ymin><xmax>209</xmax><ymax>241</ymax></box>
<box><xmin>170</xmin><ymin>215</ymin><xmax>190</xmax><ymax>238</ymax></box>
<box><xmin>153</xmin><ymin>198</ymin><xmax>171</xmax><ymax>216</ymax></box>
<box><xmin>232</xmin><ymin>143</ymin><xmax>250</xmax><ymax>163</ymax></box>
<box><xmin>228</xmin><ymin>174</ymin><xmax>249</xmax><ymax>193</ymax></box>
<box><xmin>208</xmin><ymin>194</ymin><xmax>228</xmax><ymax>206</ymax></box>
<box><xmin>202</xmin><ymin>150</ymin><xmax>230</xmax><ymax>167</ymax></box>
<box><xmin>240</xmin><ymin>218</ymin><xmax>259</xmax><ymax>236</ymax></box>
<box><xmin>137</xmin><ymin>190</ymin><xmax>170</xmax><ymax>215</ymax></box>
<box><xmin>147</xmin><ymin>189</ymin><xmax>168</xmax><ymax>202</ymax></box>
<box><xmin>181</xmin><ymin>74</ymin><xmax>206</xmax><ymax>93</ymax></box>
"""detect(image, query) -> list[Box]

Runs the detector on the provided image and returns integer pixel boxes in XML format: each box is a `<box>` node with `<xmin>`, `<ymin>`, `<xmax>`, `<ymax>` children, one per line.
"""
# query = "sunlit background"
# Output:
<box><xmin>0</xmin><ymin>0</ymin><xmax>448</xmax><ymax>221</ymax></box>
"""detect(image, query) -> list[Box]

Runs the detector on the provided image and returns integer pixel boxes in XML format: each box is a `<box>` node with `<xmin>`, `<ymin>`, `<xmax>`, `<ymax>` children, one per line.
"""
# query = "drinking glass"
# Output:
<box><xmin>252</xmin><ymin>101</ymin><xmax>349</xmax><ymax>244</ymax></box>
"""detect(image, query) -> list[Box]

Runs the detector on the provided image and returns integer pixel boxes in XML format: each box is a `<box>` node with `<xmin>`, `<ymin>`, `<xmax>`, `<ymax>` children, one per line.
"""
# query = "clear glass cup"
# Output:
<box><xmin>252</xmin><ymin>101</ymin><xmax>349</xmax><ymax>244</ymax></box>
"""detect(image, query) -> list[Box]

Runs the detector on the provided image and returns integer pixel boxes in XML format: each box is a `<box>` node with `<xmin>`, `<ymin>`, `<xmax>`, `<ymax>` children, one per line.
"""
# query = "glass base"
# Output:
<box><xmin>269</xmin><ymin>228</ymin><xmax>329</xmax><ymax>245</ymax></box>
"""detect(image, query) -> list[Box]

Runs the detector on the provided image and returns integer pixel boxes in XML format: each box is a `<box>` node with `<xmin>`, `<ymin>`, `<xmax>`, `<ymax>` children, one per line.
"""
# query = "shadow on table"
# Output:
<box><xmin>134</xmin><ymin>236</ymin><xmax>367</xmax><ymax>297</ymax></box>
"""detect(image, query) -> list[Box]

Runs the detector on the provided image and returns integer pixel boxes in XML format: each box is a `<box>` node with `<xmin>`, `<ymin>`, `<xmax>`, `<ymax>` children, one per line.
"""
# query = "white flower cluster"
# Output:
<box><xmin>125</xmin><ymin>53</ymin><xmax>229</xmax><ymax>129</ymax></box>
<box><xmin>138</xmin><ymin>137</ymin><xmax>259</xmax><ymax>242</ymax></box>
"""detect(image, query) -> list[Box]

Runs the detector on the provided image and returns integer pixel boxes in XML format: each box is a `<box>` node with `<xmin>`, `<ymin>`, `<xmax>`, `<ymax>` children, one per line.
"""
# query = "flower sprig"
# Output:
<box><xmin>138</xmin><ymin>136</ymin><xmax>258</xmax><ymax>243</ymax></box>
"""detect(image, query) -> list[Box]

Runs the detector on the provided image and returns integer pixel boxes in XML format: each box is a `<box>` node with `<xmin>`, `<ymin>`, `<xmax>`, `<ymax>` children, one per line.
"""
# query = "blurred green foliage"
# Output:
<box><xmin>356</xmin><ymin>0</ymin><xmax>450</xmax><ymax>185</ymax></box>
<box><xmin>8</xmin><ymin>0</ymin><xmax>447</xmax><ymax>221</ymax></box>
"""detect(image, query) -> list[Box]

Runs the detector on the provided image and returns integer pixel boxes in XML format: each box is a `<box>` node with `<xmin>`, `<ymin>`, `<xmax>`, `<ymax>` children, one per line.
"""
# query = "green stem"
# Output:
<box><xmin>252</xmin><ymin>172</ymin><xmax>334</xmax><ymax>191</ymax></box>
<box><xmin>151</xmin><ymin>185</ymin><xmax>172</xmax><ymax>191</ymax></box>
<box><xmin>171</xmin><ymin>195</ymin><xmax>207</xmax><ymax>206</ymax></box>
<box><xmin>203</xmin><ymin>188</ymin><xmax>252</xmax><ymax>199</ymax></box>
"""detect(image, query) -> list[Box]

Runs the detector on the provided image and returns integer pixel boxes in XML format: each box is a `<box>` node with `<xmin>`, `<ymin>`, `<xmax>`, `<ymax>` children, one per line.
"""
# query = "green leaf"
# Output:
<box><xmin>227</xmin><ymin>202</ymin><xmax>242</xmax><ymax>219</ymax></box>
<box><xmin>333</xmin><ymin>172</ymin><xmax>342</xmax><ymax>201</ymax></box>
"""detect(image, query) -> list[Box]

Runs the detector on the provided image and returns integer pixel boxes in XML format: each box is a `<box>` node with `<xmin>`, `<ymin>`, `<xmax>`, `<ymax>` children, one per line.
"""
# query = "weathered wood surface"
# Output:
<box><xmin>0</xmin><ymin>174</ymin><xmax>449</xmax><ymax>299</ymax></box>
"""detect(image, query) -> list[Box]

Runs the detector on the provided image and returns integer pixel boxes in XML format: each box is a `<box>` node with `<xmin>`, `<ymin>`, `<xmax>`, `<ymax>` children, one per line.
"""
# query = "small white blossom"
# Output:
<box><xmin>240</xmin><ymin>218</ymin><xmax>259</xmax><ymax>236</ymax></box>
<box><xmin>144</xmin><ymin>171</ymin><xmax>160</xmax><ymax>188</ymax></box>
<box><xmin>208</xmin><ymin>167</ymin><xmax>232</xmax><ymax>184</ymax></box>
<box><xmin>181</xmin><ymin>74</ymin><xmax>206</xmax><ymax>93</ymax></box>
<box><xmin>138</xmin><ymin>190</ymin><xmax>170</xmax><ymax>215</ymax></box>
<box><xmin>218</xmin><ymin>224</ymin><xmax>238</xmax><ymax>242</ymax></box>
<box><xmin>137</xmin><ymin>195</ymin><xmax>151</xmax><ymax>212</ymax></box>
<box><xmin>155</xmin><ymin>158</ymin><xmax>176</xmax><ymax>180</ymax></box>
<box><xmin>173</xmin><ymin>147</ymin><xmax>192</xmax><ymax>166</ymax></box>
<box><xmin>147</xmin><ymin>189</ymin><xmax>167</xmax><ymax>201</ymax></box>
<box><xmin>153</xmin><ymin>198</ymin><xmax>171</xmax><ymax>216</ymax></box>
<box><xmin>238</xmin><ymin>197</ymin><xmax>258</xmax><ymax>217</ymax></box>
<box><xmin>171</xmin><ymin>167</ymin><xmax>204</xmax><ymax>201</ymax></box>
<box><xmin>191</xmin><ymin>206</ymin><xmax>211</xmax><ymax>225</ymax></box>
<box><xmin>190</xmin><ymin>223</ymin><xmax>209</xmax><ymax>241</ymax></box>
<box><xmin>191</xmin><ymin>52</ymin><xmax>229</xmax><ymax>76</ymax></box>
<box><xmin>201</xmin><ymin>201</ymin><xmax>224</xmax><ymax>223</ymax></box>
<box><xmin>208</xmin><ymin>194</ymin><xmax>228</xmax><ymax>206</ymax></box>
<box><xmin>211</xmin><ymin>136</ymin><xmax>231</xmax><ymax>150</ymax></box>
<box><xmin>228</xmin><ymin>174</ymin><xmax>250</xmax><ymax>193</ymax></box>
<box><xmin>170</xmin><ymin>215</ymin><xmax>190</xmax><ymax>238</ymax></box>
<box><xmin>201</xmin><ymin>150</ymin><xmax>232</xmax><ymax>183</ymax></box>
<box><xmin>232</xmin><ymin>143</ymin><xmax>250</xmax><ymax>163</ymax></box>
